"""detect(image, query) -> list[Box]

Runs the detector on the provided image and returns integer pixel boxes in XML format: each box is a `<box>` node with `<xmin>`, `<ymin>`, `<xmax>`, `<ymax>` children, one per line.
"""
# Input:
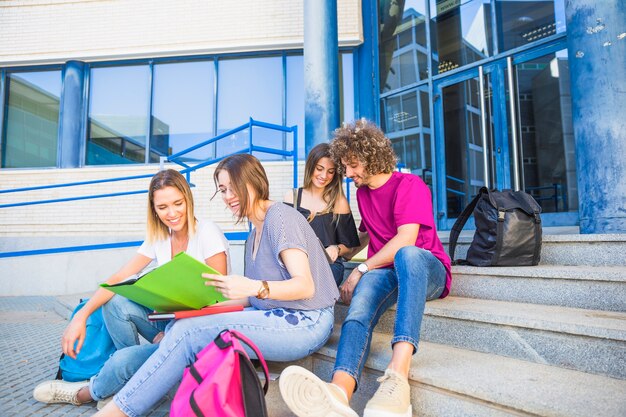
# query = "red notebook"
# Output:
<box><xmin>148</xmin><ymin>304</ymin><xmax>244</xmax><ymax>321</ymax></box>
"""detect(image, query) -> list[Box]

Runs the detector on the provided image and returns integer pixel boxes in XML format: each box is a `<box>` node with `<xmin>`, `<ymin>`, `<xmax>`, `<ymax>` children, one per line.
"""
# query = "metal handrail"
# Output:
<box><xmin>0</xmin><ymin>118</ymin><xmax>298</xmax><ymax>257</ymax></box>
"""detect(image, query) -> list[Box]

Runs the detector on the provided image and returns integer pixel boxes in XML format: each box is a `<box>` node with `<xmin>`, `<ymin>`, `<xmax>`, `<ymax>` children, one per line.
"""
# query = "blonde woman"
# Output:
<box><xmin>284</xmin><ymin>143</ymin><xmax>360</xmax><ymax>285</ymax></box>
<box><xmin>33</xmin><ymin>169</ymin><xmax>229</xmax><ymax>408</ymax></box>
<box><xmin>95</xmin><ymin>154</ymin><xmax>338</xmax><ymax>417</ymax></box>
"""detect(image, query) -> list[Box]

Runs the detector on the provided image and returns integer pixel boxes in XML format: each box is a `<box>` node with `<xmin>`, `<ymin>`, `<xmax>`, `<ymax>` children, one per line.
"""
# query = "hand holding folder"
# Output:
<box><xmin>101</xmin><ymin>252</ymin><xmax>228</xmax><ymax>312</ymax></box>
<box><xmin>148</xmin><ymin>304</ymin><xmax>244</xmax><ymax>321</ymax></box>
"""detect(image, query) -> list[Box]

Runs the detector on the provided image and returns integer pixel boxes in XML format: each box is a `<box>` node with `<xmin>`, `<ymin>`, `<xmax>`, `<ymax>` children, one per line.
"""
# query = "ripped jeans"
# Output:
<box><xmin>114</xmin><ymin>305</ymin><xmax>334</xmax><ymax>417</ymax></box>
<box><xmin>333</xmin><ymin>246</ymin><xmax>446</xmax><ymax>386</ymax></box>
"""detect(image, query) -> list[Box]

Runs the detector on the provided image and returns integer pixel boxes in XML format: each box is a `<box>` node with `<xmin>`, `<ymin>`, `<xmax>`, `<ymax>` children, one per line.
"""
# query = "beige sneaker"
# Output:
<box><xmin>363</xmin><ymin>369</ymin><xmax>412</xmax><ymax>417</ymax></box>
<box><xmin>33</xmin><ymin>380</ymin><xmax>90</xmax><ymax>406</ymax></box>
<box><xmin>279</xmin><ymin>365</ymin><xmax>358</xmax><ymax>417</ymax></box>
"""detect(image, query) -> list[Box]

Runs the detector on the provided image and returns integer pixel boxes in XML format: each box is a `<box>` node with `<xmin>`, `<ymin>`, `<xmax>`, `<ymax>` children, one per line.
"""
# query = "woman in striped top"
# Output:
<box><xmin>96</xmin><ymin>154</ymin><xmax>339</xmax><ymax>417</ymax></box>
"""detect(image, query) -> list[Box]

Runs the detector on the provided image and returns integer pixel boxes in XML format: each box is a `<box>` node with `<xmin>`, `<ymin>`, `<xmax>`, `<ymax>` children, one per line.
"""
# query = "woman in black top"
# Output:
<box><xmin>284</xmin><ymin>143</ymin><xmax>360</xmax><ymax>285</ymax></box>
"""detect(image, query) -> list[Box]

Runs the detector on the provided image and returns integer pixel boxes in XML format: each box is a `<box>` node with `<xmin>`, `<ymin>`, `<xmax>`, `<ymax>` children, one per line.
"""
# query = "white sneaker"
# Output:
<box><xmin>363</xmin><ymin>369</ymin><xmax>412</xmax><ymax>417</ymax></box>
<box><xmin>97</xmin><ymin>396</ymin><xmax>113</xmax><ymax>410</ymax></box>
<box><xmin>33</xmin><ymin>380</ymin><xmax>90</xmax><ymax>406</ymax></box>
<box><xmin>279</xmin><ymin>365</ymin><xmax>358</xmax><ymax>417</ymax></box>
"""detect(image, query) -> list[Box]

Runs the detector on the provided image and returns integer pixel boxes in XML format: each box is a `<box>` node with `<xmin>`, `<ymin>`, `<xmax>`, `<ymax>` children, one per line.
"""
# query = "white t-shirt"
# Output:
<box><xmin>137</xmin><ymin>218</ymin><xmax>231</xmax><ymax>273</ymax></box>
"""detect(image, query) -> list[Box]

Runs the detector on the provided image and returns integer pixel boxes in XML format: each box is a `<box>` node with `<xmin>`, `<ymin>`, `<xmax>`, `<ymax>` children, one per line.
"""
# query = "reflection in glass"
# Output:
<box><xmin>379</xmin><ymin>0</ymin><xmax>429</xmax><ymax>93</ymax></box>
<box><xmin>497</xmin><ymin>0</ymin><xmax>566</xmax><ymax>52</ymax></box>
<box><xmin>382</xmin><ymin>86</ymin><xmax>432</xmax><ymax>183</ymax></box>
<box><xmin>87</xmin><ymin>66</ymin><xmax>150</xmax><ymax>165</ymax></box>
<box><xmin>152</xmin><ymin>61</ymin><xmax>214</xmax><ymax>163</ymax></box>
<box><xmin>431</xmin><ymin>0</ymin><xmax>493</xmax><ymax>75</ymax></box>
<box><xmin>509</xmin><ymin>49</ymin><xmax>576</xmax><ymax>213</ymax></box>
<box><xmin>217</xmin><ymin>56</ymin><xmax>282</xmax><ymax>160</ymax></box>
<box><xmin>2</xmin><ymin>71</ymin><xmax>61</xmax><ymax>168</ymax></box>
<box><xmin>442</xmin><ymin>74</ymin><xmax>493</xmax><ymax>218</ymax></box>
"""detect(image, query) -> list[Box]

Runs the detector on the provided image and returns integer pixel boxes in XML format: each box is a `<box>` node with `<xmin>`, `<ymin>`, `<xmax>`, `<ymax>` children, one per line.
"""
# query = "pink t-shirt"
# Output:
<box><xmin>357</xmin><ymin>171</ymin><xmax>452</xmax><ymax>298</ymax></box>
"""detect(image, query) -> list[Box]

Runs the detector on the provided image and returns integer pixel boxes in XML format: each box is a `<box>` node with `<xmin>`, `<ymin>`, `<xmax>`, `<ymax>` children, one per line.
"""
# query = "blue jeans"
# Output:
<box><xmin>330</xmin><ymin>259</ymin><xmax>346</xmax><ymax>286</ymax></box>
<box><xmin>333</xmin><ymin>246</ymin><xmax>446</xmax><ymax>386</ymax></box>
<box><xmin>114</xmin><ymin>306</ymin><xmax>335</xmax><ymax>417</ymax></box>
<box><xmin>87</xmin><ymin>296</ymin><xmax>169</xmax><ymax>400</ymax></box>
<box><xmin>89</xmin><ymin>344</ymin><xmax>157</xmax><ymax>401</ymax></box>
<box><xmin>102</xmin><ymin>295</ymin><xmax>168</xmax><ymax>349</ymax></box>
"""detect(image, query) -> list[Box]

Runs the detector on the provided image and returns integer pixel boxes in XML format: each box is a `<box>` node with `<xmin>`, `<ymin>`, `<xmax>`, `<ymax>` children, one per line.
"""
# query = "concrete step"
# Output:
<box><xmin>311</xmin><ymin>329</ymin><xmax>626</xmax><ymax>417</ymax></box>
<box><xmin>441</xmin><ymin>233</ymin><xmax>626</xmax><ymax>266</ymax></box>
<box><xmin>450</xmin><ymin>264</ymin><xmax>626</xmax><ymax>311</ymax></box>
<box><xmin>334</xmin><ymin>297</ymin><xmax>626</xmax><ymax>379</ymax></box>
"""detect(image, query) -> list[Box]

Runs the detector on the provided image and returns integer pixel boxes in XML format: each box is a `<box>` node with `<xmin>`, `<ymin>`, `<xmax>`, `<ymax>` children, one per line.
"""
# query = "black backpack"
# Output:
<box><xmin>448</xmin><ymin>187</ymin><xmax>542</xmax><ymax>266</ymax></box>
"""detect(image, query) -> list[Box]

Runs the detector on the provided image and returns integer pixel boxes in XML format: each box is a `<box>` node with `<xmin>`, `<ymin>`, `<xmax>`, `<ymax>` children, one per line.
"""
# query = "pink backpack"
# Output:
<box><xmin>171</xmin><ymin>329</ymin><xmax>270</xmax><ymax>417</ymax></box>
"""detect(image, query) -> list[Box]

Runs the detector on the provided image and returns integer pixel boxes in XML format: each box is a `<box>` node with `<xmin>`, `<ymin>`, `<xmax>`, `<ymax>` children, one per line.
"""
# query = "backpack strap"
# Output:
<box><xmin>225</xmin><ymin>330</ymin><xmax>270</xmax><ymax>394</ymax></box>
<box><xmin>492</xmin><ymin>209</ymin><xmax>506</xmax><ymax>265</ymax></box>
<box><xmin>532</xmin><ymin>211</ymin><xmax>542</xmax><ymax>265</ymax></box>
<box><xmin>292</xmin><ymin>188</ymin><xmax>303</xmax><ymax>212</ymax></box>
<box><xmin>448</xmin><ymin>187</ymin><xmax>486</xmax><ymax>263</ymax></box>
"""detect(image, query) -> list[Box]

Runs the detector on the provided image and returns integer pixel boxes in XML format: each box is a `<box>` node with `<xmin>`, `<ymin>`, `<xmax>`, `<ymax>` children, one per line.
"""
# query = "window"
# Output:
<box><xmin>430</xmin><ymin>0</ymin><xmax>493</xmax><ymax>75</ymax></box>
<box><xmin>86</xmin><ymin>65</ymin><xmax>150</xmax><ymax>165</ymax></box>
<box><xmin>496</xmin><ymin>0</ymin><xmax>566</xmax><ymax>52</ymax></box>
<box><xmin>216</xmin><ymin>56</ymin><xmax>283</xmax><ymax>160</ymax></box>
<box><xmin>2</xmin><ymin>71</ymin><xmax>61</xmax><ymax>168</ymax></box>
<box><xmin>152</xmin><ymin>61</ymin><xmax>215</xmax><ymax>162</ymax></box>
<box><xmin>379</xmin><ymin>0</ymin><xmax>429</xmax><ymax>93</ymax></box>
<box><xmin>381</xmin><ymin>85</ymin><xmax>431</xmax><ymax>176</ymax></box>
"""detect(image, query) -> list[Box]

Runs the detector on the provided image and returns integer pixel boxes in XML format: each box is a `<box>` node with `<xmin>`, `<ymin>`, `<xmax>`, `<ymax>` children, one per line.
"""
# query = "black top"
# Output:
<box><xmin>285</xmin><ymin>188</ymin><xmax>360</xmax><ymax>250</ymax></box>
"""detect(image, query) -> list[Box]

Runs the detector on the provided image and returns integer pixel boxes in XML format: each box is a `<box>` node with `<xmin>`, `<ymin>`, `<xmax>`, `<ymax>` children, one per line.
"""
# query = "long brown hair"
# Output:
<box><xmin>302</xmin><ymin>143</ymin><xmax>345</xmax><ymax>221</ymax></box>
<box><xmin>146</xmin><ymin>169</ymin><xmax>196</xmax><ymax>243</ymax></box>
<box><xmin>213</xmin><ymin>154</ymin><xmax>270</xmax><ymax>224</ymax></box>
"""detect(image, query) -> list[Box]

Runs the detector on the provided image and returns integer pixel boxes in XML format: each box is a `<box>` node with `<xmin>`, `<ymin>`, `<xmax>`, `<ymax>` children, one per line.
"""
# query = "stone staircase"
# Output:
<box><xmin>300</xmin><ymin>232</ymin><xmax>626</xmax><ymax>416</ymax></box>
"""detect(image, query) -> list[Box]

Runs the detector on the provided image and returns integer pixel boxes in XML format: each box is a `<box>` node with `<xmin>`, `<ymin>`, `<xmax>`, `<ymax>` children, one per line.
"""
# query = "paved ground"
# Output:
<box><xmin>0</xmin><ymin>296</ymin><xmax>293</xmax><ymax>417</ymax></box>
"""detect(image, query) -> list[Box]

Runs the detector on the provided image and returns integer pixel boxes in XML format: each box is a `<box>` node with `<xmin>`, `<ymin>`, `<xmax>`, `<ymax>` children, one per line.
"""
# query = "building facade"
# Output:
<box><xmin>1</xmin><ymin>0</ymin><xmax>624</xmax><ymax>237</ymax></box>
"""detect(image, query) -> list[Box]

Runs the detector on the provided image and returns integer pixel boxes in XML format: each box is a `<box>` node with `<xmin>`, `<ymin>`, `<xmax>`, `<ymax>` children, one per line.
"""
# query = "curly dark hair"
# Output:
<box><xmin>329</xmin><ymin>119</ymin><xmax>397</xmax><ymax>175</ymax></box>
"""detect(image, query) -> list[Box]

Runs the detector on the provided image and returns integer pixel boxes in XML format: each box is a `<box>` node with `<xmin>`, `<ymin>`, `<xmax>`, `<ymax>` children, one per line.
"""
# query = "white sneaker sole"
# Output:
<box><xmin>279</xmin><ymin>366</ymin><xmax>358</xmax><ymax>417</ymax></box>
<box><xmin>363</xmin><ymin>405</ymin><xmax>412</xmax><ymax>417</ymax></box>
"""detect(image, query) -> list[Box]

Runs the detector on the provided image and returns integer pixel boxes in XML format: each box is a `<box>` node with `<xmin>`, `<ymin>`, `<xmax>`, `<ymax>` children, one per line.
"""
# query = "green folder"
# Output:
<box><xmin>101</xmin><ymin>252</ymin><xmax>227</xmax><ymax>312</ymax></box>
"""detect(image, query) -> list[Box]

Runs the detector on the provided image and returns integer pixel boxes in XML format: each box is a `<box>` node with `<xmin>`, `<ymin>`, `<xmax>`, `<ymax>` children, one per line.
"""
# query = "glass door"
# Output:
<box><xmin>434</xmin><ymin>63</ymin><xmax>505</xmax><ymax>229</ymax></box>
<box><xmin>505</xmin><ymin>47</ymin><xmax>578</xmax><ymax>226</ymax></box>
<box><xmin>434</xmin><ymin>42</ymin><xmax>578</xmax><ymax>229</ymax></box>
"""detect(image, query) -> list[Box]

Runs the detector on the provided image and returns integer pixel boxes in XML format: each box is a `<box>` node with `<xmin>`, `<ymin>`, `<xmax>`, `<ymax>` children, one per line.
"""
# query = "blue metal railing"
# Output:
<box><xmin>0</xmin><ymin>118</ymin><xmax>298</xmax><ymax>258</ymax></box>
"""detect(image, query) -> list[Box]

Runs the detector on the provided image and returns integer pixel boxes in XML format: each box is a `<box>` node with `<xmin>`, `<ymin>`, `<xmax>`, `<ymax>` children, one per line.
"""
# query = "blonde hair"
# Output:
<box><xmin>303</xmin><ymin>143</ymin><xmax>345</xmax><ymax>221</ymax></box>
<box><xmin>213</xmin><ymin>154</ymin><xmax>270</xmax><ymax>224</ymax></box>
<box><xmin>146</xmin><ymin>169</ymin><xmax>196</xmax><ymax>242</ymax></box>
<box><xmin>330</xmin><ymin>119</ymin><xmax>397</xmax><ymax>175</ymax></box>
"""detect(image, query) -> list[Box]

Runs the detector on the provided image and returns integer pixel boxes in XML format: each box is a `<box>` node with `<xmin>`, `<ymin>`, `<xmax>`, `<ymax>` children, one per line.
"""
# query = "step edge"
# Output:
<box><xmin>316</xmin><ymin>330</ymin><xmax>626</xmax><ymax>417</ymax></box>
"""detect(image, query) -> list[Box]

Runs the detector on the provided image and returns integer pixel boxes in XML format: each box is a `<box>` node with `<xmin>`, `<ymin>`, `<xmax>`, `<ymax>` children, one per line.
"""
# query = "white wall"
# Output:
<box><xmin>0</xmin><ymin>0</ymin><xmax>363</xmax><ymax>66</ymax></box>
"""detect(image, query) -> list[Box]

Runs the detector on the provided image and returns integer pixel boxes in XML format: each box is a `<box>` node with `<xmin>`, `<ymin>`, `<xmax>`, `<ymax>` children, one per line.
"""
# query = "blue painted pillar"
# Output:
<box><xmin>58</xmin><ymin>60</ymin><xmax>86</xmax><ymax>168</ymax></box>
<box><xmin>355</xmin><ymin>0</ymin><xmax>379</xmax><ymax>122</ymax></box>
<box><xmin>565</xmin><ymin>1</ymin><xmax>626</xmax><ymax>233</ymax></box>
<box><xmin>304</xmin><ymin>0</ymin><xmax>340</xmax><ymax>154</ymax></box>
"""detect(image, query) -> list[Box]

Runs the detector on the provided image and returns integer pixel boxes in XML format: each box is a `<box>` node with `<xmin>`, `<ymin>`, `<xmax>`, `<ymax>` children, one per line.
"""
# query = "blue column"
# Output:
<box><xmin>565</xmin><ymin>1</ymin><xmax>626</xmax><ymax>233</ymax></box>
<box><xmin>355</xmin><ymin>0</ymin><xmax>379</xmax><ymax>122</ymax></box>
<box><xmin>304</xmin><ymin>0</ymin><xmax>340</xmax><ymax>154</ymax></box>
<box><xmin>58</xmin><ymin>60</ymin><xmax>86</xmax><ymax>168</ymax></box>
